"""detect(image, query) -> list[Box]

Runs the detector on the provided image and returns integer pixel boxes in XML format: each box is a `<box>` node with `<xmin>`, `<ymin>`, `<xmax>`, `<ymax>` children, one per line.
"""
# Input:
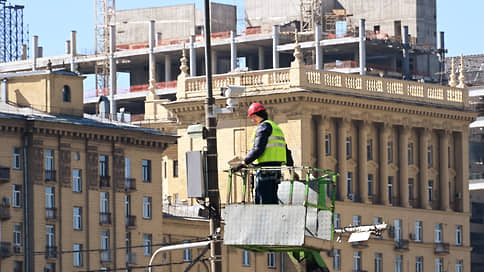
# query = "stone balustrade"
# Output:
<box><xmin>176</xmin><ymin>66</ymin><xmax>468</xmax><ymax>108</ymax></box>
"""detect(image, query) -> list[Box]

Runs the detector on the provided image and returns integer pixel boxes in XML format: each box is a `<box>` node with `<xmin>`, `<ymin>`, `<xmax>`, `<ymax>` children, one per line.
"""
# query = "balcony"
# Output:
<box><xmin>0</xmin><ymin>204</ymin><xmax>11</xmax><ymax>220</ymax></box>
<box><xmin>351</xmin><ymin>241</ymin><xmax>369</xmax><ymax>248</ymax></box>
<box><xmin>45</xmin><ymin>208</ymin><xmax>57</xmax><ymax>220</ymax></box>
<box><xmin>99</xmin><ymin>212</ymin><xmax>112</xmax><ymax>225</ymax></box>
<box><xmin>394</xmin><ymin>239</ymin><xmax>409</xmax><ymax>251</ymax></box>
<box><xmin>125</xmin><ymin>215</ymin><xmax>136</xmax><ymax>228</ymax></box>
<box><xmin>0</xmin><ymin>167</ymin><xmax>10</xmax><ymax>183</ymax></box>
<box><xmin>124</xmin><ymin>178</ymin><xmax>136</xmax><ymax>192</ymax></box>
<box><xmin>45</xmin><ymin>246</ymin><xmax>57</xmax><ymax>259</ymax></box>
<box><xmin>434</xmin><ymin>243</ymin><xmax>450</xmax><ymax>255</ymax></box>
<box><xmin>126</xmin><ymin>252</ymin><xmax>137</xmax><ymax>264</ymax></box>
<box><xmin>100</xmin><ymin>250</ymin><xmax>112</xmax><ymax>263</ymax></box>
<box><xmin>99</xmin><ymin>175</ymin><xmax>110</xmax><ymax>188</ymax></box>
<box><xmin>0</xmin><ymin>242</ymin><xmax>12</xmax><ymax>258</ymax></box>
<box><xmin>45</xmin><ymin>170</ymin><xmax>56</xmax><ymax>182</ymax></box>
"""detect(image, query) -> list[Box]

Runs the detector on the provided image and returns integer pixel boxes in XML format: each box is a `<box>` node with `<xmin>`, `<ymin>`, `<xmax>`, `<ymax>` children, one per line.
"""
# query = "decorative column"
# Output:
<box><xmin>449</xmin><ymin>58</ymin><xmax>457</xmax><ymax>87</ymax></box>
<box><xmin>439</xmin><ymin>131</ymin><xmax>450</xmax><ymax>211</ymax></box>
<box><xmin>457</xmin><ymin>54</ymin><xmax>466</xmax><ymax>88</ymax></box>
<box><xmin>419</xmin><ymin>128</ymin><xmax>431</xmax><ymax>209</ymax></box>
<box><xmin>358</xmin><ymin>121</ymin><xmax>369</xmax><ymax>203</ymax></box>
<box><xmin>337</xmin><ymin>119</ymin><xmax>349</xmax><ymax>201</ymax></box>
<box><xmin>399</xmin><ymin>126</ymin><xmax>410</xmax><ymax>208</ymax></box>
<box><xmin>379</xmin><ymin>124</ymin><xmax>391</xmax><ymax>205</ymax></box>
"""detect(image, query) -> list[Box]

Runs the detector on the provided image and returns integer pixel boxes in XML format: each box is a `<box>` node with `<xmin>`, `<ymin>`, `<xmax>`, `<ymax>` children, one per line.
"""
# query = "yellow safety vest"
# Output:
<box><xmin>251</xmin><ymin>120</ymin><xmax>287</xmax><ymax>164</ymax></box>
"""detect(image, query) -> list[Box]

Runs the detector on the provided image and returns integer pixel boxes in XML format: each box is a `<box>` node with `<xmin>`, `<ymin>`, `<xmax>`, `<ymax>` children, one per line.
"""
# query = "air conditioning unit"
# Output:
<box><xmin>455</xmin><ymin>192</ymin><xmax>462</xmax><ymax>199</ymax></box>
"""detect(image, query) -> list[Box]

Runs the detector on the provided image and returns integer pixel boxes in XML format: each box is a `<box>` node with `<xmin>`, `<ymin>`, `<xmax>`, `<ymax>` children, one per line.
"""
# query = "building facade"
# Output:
<box><xmin>147</xmin><ymin>45</ymin><xmax>475</xmax><ymax>271</ymax></box>
<box><xmin>0</xmin><ymin>70</ymin><xmax>177</xmax><ymax>272</ymax></box>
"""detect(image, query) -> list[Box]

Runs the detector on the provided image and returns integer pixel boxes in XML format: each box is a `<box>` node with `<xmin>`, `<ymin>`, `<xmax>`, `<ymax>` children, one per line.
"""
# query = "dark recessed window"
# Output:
<box><xmin>62</xmin><ymin>85</ymin><xmax>71</xmax><ymax>102</ymax></box>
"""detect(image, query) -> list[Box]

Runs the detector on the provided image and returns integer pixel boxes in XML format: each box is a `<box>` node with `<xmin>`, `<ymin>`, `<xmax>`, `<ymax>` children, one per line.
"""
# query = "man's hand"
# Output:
<box><xmin>231</xmin><ymin>163</ymin><xmax>246</xmax><ymax>172</ymax></box>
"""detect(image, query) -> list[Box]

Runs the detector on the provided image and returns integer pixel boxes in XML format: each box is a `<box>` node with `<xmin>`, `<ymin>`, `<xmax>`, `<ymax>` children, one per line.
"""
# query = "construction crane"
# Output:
<box><xmin>300</xmin><ymin>0</ymin><xmax>323</xmax><ymax>32</ymax></box>
<box><xmin>0</xmin><ymin>0</ymin><xmax>27</xmax><ymax>62</ymax></box>
<box><xmin>94</xmin><ymin>0</ymin><xmax>115</xmax><ymax>94</ymax></box>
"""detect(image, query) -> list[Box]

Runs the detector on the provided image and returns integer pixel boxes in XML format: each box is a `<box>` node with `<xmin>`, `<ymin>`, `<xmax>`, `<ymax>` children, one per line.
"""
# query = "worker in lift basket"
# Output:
<box><xmin>232</xmin><ymin>102</ymin><xmax>293</xmax><ymax>204</ymax></box>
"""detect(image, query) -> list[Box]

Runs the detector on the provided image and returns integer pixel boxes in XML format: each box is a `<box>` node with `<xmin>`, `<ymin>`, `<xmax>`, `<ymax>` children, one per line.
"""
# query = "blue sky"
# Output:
<box><xmin>16</xmin><ymin>0</ymin><xmax>482</xmax><ymax>58</ymax></box>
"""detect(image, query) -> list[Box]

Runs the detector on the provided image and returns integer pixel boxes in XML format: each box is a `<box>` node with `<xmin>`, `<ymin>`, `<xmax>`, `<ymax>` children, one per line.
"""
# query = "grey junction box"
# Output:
<box><xmin>185</xmin><ymin>151</ymin><xmax>206</xmax><ymax>198</ymax></box>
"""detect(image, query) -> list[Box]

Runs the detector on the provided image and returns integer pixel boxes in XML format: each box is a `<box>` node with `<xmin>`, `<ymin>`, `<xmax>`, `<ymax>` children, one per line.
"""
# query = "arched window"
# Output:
<box><xmin>62</xmin><ymin>85</ymin><xmax>71</xmax><ymax>102</ymax></box>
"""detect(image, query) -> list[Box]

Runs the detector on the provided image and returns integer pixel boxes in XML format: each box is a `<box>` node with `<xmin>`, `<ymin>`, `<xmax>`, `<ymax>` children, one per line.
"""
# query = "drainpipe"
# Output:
<box><xmin>22</xmin><ymin>131</ymin><xmax>31</xmax><ymax>272</ymax></box>
<box><xmin>109</xmin><ymin>25</ymin><xmax>117</xmax><ymax>120</ymax></box>
<box><xmin>272</xmin><ymin>25</ymin><xmax>279</xmax><ymax>69</ymax></box>
<box><xmin>32</xmin><ymin>36</ymin><xmax>38</xmax><ymax>71</ymax></box>
<box><xmin>359</xmin><ymin>19</ymin><xmax>366</xmax><ymax>75</ymax></box>
<box><xmin>70</xmin><ymin>31</ymin><xmax>77</xmax><ymax>73</ymax></box>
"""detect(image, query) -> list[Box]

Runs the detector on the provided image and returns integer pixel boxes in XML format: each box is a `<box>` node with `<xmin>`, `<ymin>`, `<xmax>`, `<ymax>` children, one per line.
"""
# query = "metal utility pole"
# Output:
<box><xmin>203</xmin><ymin>0</ymin><xmax>222</xmax><ymax>271</ymax></box>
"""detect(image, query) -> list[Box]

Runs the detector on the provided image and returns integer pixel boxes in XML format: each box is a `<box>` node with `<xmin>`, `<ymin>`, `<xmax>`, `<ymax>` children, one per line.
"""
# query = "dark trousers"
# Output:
<box><xmin>255</xmin><ymin>170</ymin><xmax>280</xmax><ymax>204</ymax></box>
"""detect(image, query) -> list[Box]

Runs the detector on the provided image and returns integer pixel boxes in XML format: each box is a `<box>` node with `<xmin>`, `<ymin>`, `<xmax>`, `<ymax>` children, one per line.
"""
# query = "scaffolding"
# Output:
<box><xmin>0</xmin><ymin>0</ymin><xmax>27</xmax><ymax>62</ymax></box>
<box><xmin>94</xmin><ymin>0</ymin><xmax>115</xmax><ymax>91</ymax></box>
<box><xmin>300</xmin><ymin>0</ymin><xmax>323</xmax><ymax>32</ymax></box>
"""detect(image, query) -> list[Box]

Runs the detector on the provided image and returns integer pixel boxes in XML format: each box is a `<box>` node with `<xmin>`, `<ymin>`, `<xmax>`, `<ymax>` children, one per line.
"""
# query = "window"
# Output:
<box><xmin>73</xmin><ymin>207</ymin><xmax>82</xmax><ymax>230</ymax></box>
<box><xmin>394</xmin><ymin>220</ymin><xmax>402</xmax><ymax>241</ymax></box>
<box><xmin>428</xmin><ymin>145</ymin><xmax>433</xmax><ymax>167</ymax></box>
<box><xmin>416</xmin><ymin>256</ymin><xmax>423</xmax><ymax>272</ymax></box>
<box><xmin>388</xmin><ymin>176</ymin><xmax>394</xmax><ymax>204</ymax></box>
<box><xmin>143</xmin><ymin>234</ymin><xmax>152</xmax><ymax>256</ymax></box>
<box><xmin>100</xmin><ymin>192</ymin><xmax>109</xmax><ymax>213</ymax></box>
<box><xmin>353</xmin><ymin>215</ymin><xmax>361</xmax><ymax>227</ymax></box>
<box><xmin>12</xmin><ymin>184</ymin><xmax>22</xmax><ymax>208</ymax></box>
<box><xmin>455</xmin><ymin>225</ymin><xmax>462</xmax><ymax>246</ymax></box>
<box><xmin>333</xmin><ymin>249</ymin><xmax>341</xmax><ymax>270</ymax></box>
<box><xmin>415</xmin><ymin>221</ymin><xmax>423</xmax><ymax>242</ymax></box>
<box><xmin>435</xmin><ymin>224</ymin><xmax>443</xmax><ymax>243</ymax></box>
<box><xmin>13</xmin><ymin>224</ymin><xmax>22</xmax><ymax>247</ymax></box>
<box><xmin>73</xmin><ymin>244</ymin><xmax>82</xmax><ymax>267</ymax></box>
<box><xmin>125</xmin><ymin>232</ymin><xmax>132</xmax><ymax>255</ymax></box>
<box><xmin>164</xmin><ymin>161</ymin><xmax>167</xmax><ymax>179</ymax></box>
<box><xmin>45</xmin><ymin>150</ymin><xmax>55</xmax><ymax>181</ymax></box>
<box><xmin>325</xmin><ymin>134</ymin><xmax>331</xmax><ymax>155</ymax></box>
<box><xmin>334</xmin><ymin>213</ymin><xmax>340</xmax><ymax>228</ymax></box>
<box><xmin>375</xmin><ymin>253</ymin><xmax>382</xmax><ymax>272</ymax></box>
<box><xmin>125</xmin><ymin>157</ymin><xmax>131</xmax><ymax>178</ymax></box>
<box><xmin>408</xmin><ymin>178</ymin><xmax>414</xmax><ymax>201</ymax></box>
<box><xmin>183</xmin><ymin>241</ymin><xmax>192</xmax><ymax>261</ymax></box>
<box><xmin>267</xmin><ymin>252</ymin><xmax>276</xmax><ymax>268</ymax></box>
<box><xmin>395</xmin><ymin>255</ymin><xmax>402</xmax><ymax>272</ymax></box>
<box><xmin>367</xmin><ymin>139</ymin><xmax>373</xmax><ymax>160</ymax></box>
<box><xmin>367</xmin><ymin>174</ymin><xmax>373</xmax><ymax>197</ymax></box>
<box><xmin>12</xmin><ymin>147</ymin><xmax>21</xmax><ymax>169</ymax></box>
<box><xmin>73</xmin><ymin>169</ymin><xmax>82</xmax><ymax>192</ymax></box>
<box><xmin>99</xmin><ymin>155</ymin><xmax>108</xmax><ymax>177</ymax></box>
<box><xmin>173</xmin><ymin>160</ymin><xmax>179</xmax><ymax>177</ymax></box>
<box><xmin>101</xmin><ymin>230</ymin><xmax>109</xmax><ymax>250</ymax></box>
<box><xmin>14</xmin><ymin>261</ymin><xmax>23</xmax><ymax>272</ymax></box>
<box><xmin>62</xmin><ymin>85</ymin><xmax>71</xmax><ymax>102</ymax></box>
<box><xmin>353</xmin><ymin>251</ymin><xmax>361</xmax><ymax>271</ymax></box>
<box><xmin>125</xmin><ymin>195</ymin><xmax>131</xmax><ymax>216</ymax></box>
<box><xmin>143</xmin><ymin>197</ymin><xmax>152</xmax><ymax>219</ymax></box>
<box><xmin>242</xmin><ymin>250</ymin><xmax>250</xmax><ymax>266</ymax></box>
<box><xmin>456</xmin><ymin>259</ymin><xmax>463</xmax><ymax>272</ymax></box>
<box><xmin>46</xmin><ymin>187</ymin><xmax>55</xmax><ymax>208</ymax></box>
<box><xmin>46</xmin><ymin>225</ymin><xmax>55</xmax><ymax>247</ymax></box>
<box><xmin>142</xmin><ymin>160</ymin><xmax>151</xmax><ymax>182</ymax></box>
<box><xmin>73</xmin><ymin>152</ymin><xmax>80</xmax><ymax>160</ymax></box>
<box><xmin>408</xmin><ymin>143</ymin><xmax>414</xmax><ymax>164</ymax></box>
<box><xmin>435</xmin><ymin>257</ymin><xmax>443</xmax><ymax>272</ymax></box>
<box><xmin>388</xmin><ymin>141</ymin><xmax>393</xmax><ymax>163</ymax></box>
<box><xmin>347</xmin><ymin>172</ymin><xmax>353</xmax><ymax>200</ymax></box>
<box><xmin>428</xmin><ymin>180</ymin><xmax>433</xmax><ymax>202</ymax></box>
<box><xmin>346</xmin><ymin>136</ymin><xmax>352</xmax><ymax>159</ymax></box>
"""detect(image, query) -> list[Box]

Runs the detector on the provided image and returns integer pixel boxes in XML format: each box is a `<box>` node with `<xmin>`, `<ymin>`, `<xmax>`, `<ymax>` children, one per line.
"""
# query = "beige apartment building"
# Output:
<box><xmin>0</xmin><ymin>70</ymin><xmax>177</xmax><ymax>272</ymax></box>
<box><xmin>145</xmin><ymin>44</ymin><xmax>475</xmax><ymax>272</ymax></box>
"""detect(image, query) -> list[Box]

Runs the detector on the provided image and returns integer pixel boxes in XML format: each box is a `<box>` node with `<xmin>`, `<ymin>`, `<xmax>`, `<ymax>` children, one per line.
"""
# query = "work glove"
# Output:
<box><xmin>231</xmin><ymin>163</ymin><xmax>246</xmax><ymax>172</ymax></box>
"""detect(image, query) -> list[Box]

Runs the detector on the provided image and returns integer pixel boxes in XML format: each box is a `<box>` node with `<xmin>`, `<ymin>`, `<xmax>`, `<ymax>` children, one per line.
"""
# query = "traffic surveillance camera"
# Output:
<box><xmin>222</xmin><ymin>85</ymin><xmax>245</xmax><ymax>109</ymax></box>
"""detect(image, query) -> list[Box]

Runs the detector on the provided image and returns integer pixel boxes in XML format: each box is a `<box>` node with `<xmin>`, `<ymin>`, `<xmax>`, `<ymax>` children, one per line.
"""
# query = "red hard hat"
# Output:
<box><xmin>247</xmin><ymin>102</ymin><xmax>266</xmax><ymax>117</ymax></box>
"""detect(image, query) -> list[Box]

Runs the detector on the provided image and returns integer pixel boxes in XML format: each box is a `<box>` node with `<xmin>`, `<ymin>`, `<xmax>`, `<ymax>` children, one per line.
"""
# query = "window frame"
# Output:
<box><xmin>73</xmin><ymin>243</ymin><xmax>82</xmax><ymax>267</ymax></box>
<box><xmin>73</xmin><ymin>207</ymin><xmax>82</xmax><ymax>230</ymax></box>
<box><xmin>415</xmin><ymin>221</ymin><xmax>423</xmax><ymax>242</ymax></box>
<box><xmin>73</xmin><ymin>169</ymin><xmax>82</xmax><ymax>193</ymax></box>
<box><xmin>12</xmin><ymin>147</ymin><xmax>21</xmax><ymax>169</ymax></box>
<box><xmin>387</xmin><ymin>141</ymin><xmax>393</xmax><ymax>163</ymax></box>
<box><xmin>45</xmin><ymin>187</ymin><xmax>55</xmax><ymax>209</ymax></box>
<box><xmin>12</xmin><ymin>184</ymin><xmax>22</xmax><ymax>208</ymax></box>
<box><xmin>435</xmin><ymin>223</ymin><xmax>443</xmax><ymax>243</ymax></box>
<box><xmin>455</xmin><ymin>225</ymin><xmax>463</xmax><ymax>246</ymax></box>
<box><xmin>333</xmin><ymin>249</ymin><xmax>341</xmax><ymax>270</ymax></box>
<box><xmin>325</xmin><ymin>134</ymin><xmax>331</xmax><ymax>156</ymax></box>
<box><xmin>143</xmin><ymin>234</ymin><xmax>152</xmax><ymax>256</ymax></box>
<box><xmin>346</xmin><ymin>136</ymin><xmax>352</xmax><ymax>159</ymax></box>
<box><xmin>13</xmin><ymin>224</ymin><xmax>22</xmax><ymax>247</ymax></box>
<box><xmin>367</xmin><ymin>174</ymin><xmax>373</xmax><ymax>198</ymax></box>
<box><xmin>242</xmin><ymin>250</ymin><xmax>250</xmax><ymax>266</ymax></box>
<box><xmin>267</xmin><ymin>252</ymin><xmax>276</xmax><ymax>269</ymax></box>
<box><xmin>142</xmin><ymin>159</ymin><xmax>152</xmax><ymax>183</ymax></box>
<box><xmin>143</xmin><ymin>197</ymin><xmax>152</xmax><ymax>219</ymax></box>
